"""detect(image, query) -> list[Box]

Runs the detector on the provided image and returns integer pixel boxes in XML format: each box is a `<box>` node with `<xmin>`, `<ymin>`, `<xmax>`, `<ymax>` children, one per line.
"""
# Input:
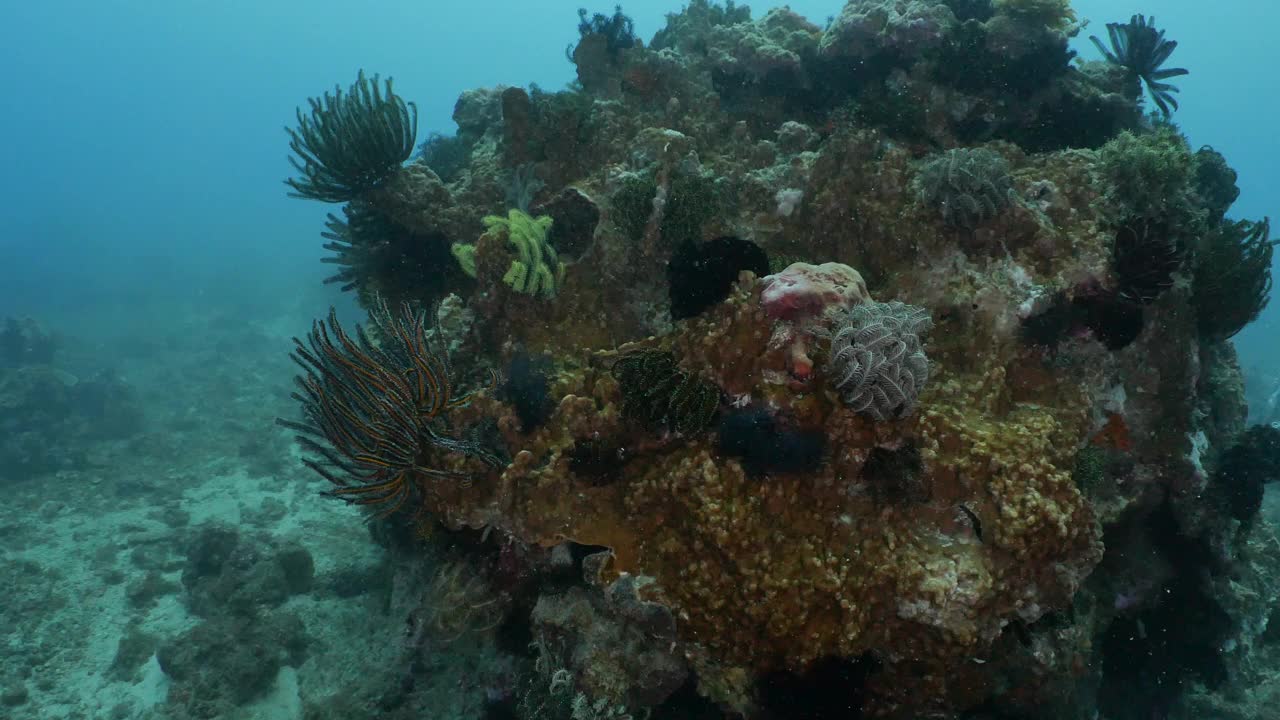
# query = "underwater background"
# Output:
<box><xmin>1</xmin><ymin>1</ymin><xmax>1278</xmax><ymax>719</ymax></box>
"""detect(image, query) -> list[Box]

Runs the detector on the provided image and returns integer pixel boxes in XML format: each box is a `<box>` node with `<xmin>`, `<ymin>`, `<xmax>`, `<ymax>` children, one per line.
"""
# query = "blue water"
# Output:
<box><xmin>2</xmin><ymin>1</ymin><xmax>1275</xmax><ymax>345</ymax></box>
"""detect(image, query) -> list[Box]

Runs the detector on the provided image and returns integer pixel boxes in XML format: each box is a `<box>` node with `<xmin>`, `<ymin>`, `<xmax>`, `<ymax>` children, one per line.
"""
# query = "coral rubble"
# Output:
<box><xmin>278</xmin><ymin>2</ymin><xmax>1277</xmax><ymax>718</ymax></box>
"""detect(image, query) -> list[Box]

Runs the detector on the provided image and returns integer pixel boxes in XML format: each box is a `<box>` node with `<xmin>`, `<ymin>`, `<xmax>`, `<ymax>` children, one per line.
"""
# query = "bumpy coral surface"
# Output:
<box><xmin>282</xmin><ymin>1</ymin><xmax>1273</xmax><ymax>717</ymax></box>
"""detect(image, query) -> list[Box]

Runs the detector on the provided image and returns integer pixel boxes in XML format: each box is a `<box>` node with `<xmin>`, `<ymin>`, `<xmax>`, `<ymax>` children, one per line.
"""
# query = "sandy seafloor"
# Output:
<box><xmin>0</xmin><ymin>297</ymin><xmax>504</xmax><ymax>720</ymax></box>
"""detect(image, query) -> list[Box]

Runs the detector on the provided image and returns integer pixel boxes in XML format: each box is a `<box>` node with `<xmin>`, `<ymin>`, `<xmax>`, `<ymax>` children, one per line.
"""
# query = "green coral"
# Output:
<box><xmin>609</xmin><ymin>174</ymin><xmax>658</xmax><ymax>243</ymax></box>
<box><xmin>651</xmin><ymin>0</ymin><xmax>752</xmax><ymax>52</ymax></box>
<box><xmin>660</xmin><ymin>172</ymin><xmax>720</xmax><ymax>246</ymax></box>
<box><xmin>607</xmin><ymin>170</ymin><xmax>720</xmax><ymax>246</ymax></box>
<box><xmin>285</xmin><ymin>70</ymin><xmax>418</xmax><ymax>203</ymax></box>
<box><xmin>1072</xmin><ymin>445</ymin><xmax>1108</xmax><ymax>494</ymax></box>
<box><xmin>1099</xmin><ymin>127</ymin><xmax>1196</xmax><ymax>221</ymax></box>
<box><xmin>454</xmin><ymin>210</ymin><xmax>565</xmax><ymax>298</ymax></box>
<box><xmin>612</xmin><ymin>350</ymin><xmax>719</xmax><ymax>435</ymax></box>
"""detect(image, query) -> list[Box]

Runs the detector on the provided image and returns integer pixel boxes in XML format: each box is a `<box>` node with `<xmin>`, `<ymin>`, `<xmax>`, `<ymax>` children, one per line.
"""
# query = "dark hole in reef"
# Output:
<box><xmin>1262</xmin><ymin>606</ymin><xmax>1280</xmax><ymax>645</ymax></box>
<box><xmin>483</xmin><ymin>698</ymin><xmax>519</xmax><ymax>720</ymax></box>
<box><xmin>1020</xmin><ymin>290</ymin><xmax>1143</xmax><ymax>351</ymax></box>
<box><xmin>861</xmin><ymin>443</ymin><xmax>926</xmax><ymax>503</ymax></box>
<box><xmin>941</xmin><ymin>0</ymin><xmax>994</xmax><ymax>23</ymax></box>
<box><xmin>1096</xmin><ymin>502</ymin><xmax>1232</xmax><ymax>720</ymax></box>
<box><xmin>649</xmin><ymin>675</ymin><xmax>728</xmax><ymax>719</ymax></box>
<box><xmin>1207</xmin><ymin>423</ymin><xmax>1280</xmax><ymax>523</ymax></box>
<box><xmin>494</xmin><ymin>599</ymin><xmax>535</xmax><ymax>657</ymax></box>
<box><xmin>1112</xmin><ymin>217</ymin><xmax>1184</xmax><ymax>305</ymax></box>
<box><xmin>501</xmin><ymin>352</ymin><xmax>555</xmax><ymax>432</ymax></box>
<box><xmin>532</xmin><ymin>186</ymin><xmax>600</xmax><ymax>259</ymax></box>
<box><xmin>717</xmin><ymin>407</ymin><xmax>826</xmax><ymax>476</ymax></box>
<box><xmin>669</xmin><ymin>236</ymin><xmax>770</xmax><ymax>320</ymax></box>
<box><xmin>567</xmin><ymin>433</ymin><xmax>631</xmax><ymax>486</ymax></box>
<box><xmin>756</xmin><ymin>654</ymin><xmax>878</xmax><ymax>719</ymax></box>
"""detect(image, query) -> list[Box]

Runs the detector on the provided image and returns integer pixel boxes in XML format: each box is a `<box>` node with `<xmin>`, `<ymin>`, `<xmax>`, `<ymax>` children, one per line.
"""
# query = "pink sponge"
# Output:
<box><xmin>760</xmin><ymin>262</ymin><xmax>871</xmax><ymax>322</ymax></box>
<box><xmin>759</xmin><ymin>262</ymin><xmax>872</xmax><ymax>381</ymax></box>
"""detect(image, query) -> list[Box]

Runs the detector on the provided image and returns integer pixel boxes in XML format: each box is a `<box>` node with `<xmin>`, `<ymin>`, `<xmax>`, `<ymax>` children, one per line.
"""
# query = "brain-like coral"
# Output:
<box><xmin>704</xmin><ymin>7</ymin><xmax>822</xmax><ymax>81</ymax></box>
<box><xmin>760</xmin><ymin>261</ymin><xmax>871</xmax><ymax>322</ymax></box>
<box><xmin>914</xmin><ymin>147</ymin><xmax>1015</xmax><ymax>229</ymax></box>
<box><xmin>820</xmin><ymin>0</ymin><xmax>957</xmax><ymax>61</ymax></box>
<box><xmin>822</xmin><ymin>300</ymin><xmax>933</xmax><ymax>420</ymax></box>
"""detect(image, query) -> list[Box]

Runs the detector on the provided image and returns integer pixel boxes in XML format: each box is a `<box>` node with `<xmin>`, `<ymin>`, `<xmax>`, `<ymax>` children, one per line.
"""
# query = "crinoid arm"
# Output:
<box><xmin>277</xmin><ymin>297</ymin><xmax>503</xmax><ymax>520</ymax></box>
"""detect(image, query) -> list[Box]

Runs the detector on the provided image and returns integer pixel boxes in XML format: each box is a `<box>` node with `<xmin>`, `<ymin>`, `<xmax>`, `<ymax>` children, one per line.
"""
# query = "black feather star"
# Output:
<box><xmin>1090</xmin><ymin>14</ymin><xmax>1189</xmax><ymax>116</ymax></box>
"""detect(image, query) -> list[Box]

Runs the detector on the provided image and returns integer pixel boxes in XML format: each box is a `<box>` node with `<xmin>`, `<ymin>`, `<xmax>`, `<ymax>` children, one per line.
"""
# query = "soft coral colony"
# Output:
<box><xmin>277</xmin><ymin>1</ymin><xmax>1279</xmax><ymax>718</ymax></box>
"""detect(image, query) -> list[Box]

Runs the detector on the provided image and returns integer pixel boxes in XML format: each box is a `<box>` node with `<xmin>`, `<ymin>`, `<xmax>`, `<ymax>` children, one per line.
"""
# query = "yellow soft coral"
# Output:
<box><xmin>470</xmin><ymin>209</ymin><xmax>565</xmax><ymax>297</ymax></box>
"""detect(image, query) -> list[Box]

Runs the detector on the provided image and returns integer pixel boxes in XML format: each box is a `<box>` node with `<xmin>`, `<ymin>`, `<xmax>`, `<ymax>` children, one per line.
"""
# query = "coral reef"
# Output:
<box><xmin>0</xmin><ymin>323</ymin><xmax>143</xmax><ymax>483</ymax></box>
<box><xmin>275</xmin><ymin>2</ymin><xmax>1276</xmax><ymax>717</ymax></box>
<box><xmin>0</xmin><ymin>317</ymin><xmax>57</xmax><ymax>367</ymax></box>
<box><xmin>819</xmin><ymin>0</ymin><xmax>955</xmax><ymax>62</ymax></box>
<box><xmin>417</xmin><ymin>130</ymin><xmax>473</xmax><ymax>184</ymax></box>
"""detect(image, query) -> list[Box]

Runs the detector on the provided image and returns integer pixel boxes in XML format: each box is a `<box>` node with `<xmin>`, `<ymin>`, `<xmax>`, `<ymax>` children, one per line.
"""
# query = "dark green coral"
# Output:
<box><xmin>1099</xmin><ymin>127</ymin><xmax>1197</xmax><ymax>222</ymax></box>
<box><xmin>661</xmin><ymin>172</ymin><xmax>720</xmax><ymax>246</ymax></box>
<box><xmin>610</xmin><ymin>174</ymin><xmax>658</xmax><ymax>243</ymax></box>
<box><xmin>612</xmin><ymin>350</ymin><xmax>719</xmax><ymax>435</ymax></box>
<box><xmin>319</xmin><ymin>202</ymin><xmax>462</xmax><ymax>307</ymax></box>
<box><xmin>1192</xmin><ymin>146</ymin><xmax>1240</xmax><ymax>224</ymax></box>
